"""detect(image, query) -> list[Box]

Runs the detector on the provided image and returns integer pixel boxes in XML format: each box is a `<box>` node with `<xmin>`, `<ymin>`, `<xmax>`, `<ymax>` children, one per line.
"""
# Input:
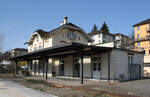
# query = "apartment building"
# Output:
<box><xmin>133</xmin><ymin>18</ymin><xmax>150</xmax><ymax>75</ymax></box>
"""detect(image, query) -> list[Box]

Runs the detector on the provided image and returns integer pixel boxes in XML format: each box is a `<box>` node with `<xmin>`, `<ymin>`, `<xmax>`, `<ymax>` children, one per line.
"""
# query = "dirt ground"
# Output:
<box><xmin>24</xmin><ymin>76</ymin><xmax>150</xmax><ymax>97</ymax></box>
<box><xmin>1</xmin><ymin>75</ymin><xmax>150</xmax><ymax>97</ymax></box>
<box><xmin>15</xmin><ymin>79</ymin><xmax>116</xmax><ymax>97</ymax></box>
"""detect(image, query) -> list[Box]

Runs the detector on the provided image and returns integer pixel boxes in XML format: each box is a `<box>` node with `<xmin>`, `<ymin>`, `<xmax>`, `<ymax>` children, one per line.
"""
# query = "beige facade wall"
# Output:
<box><xmin>52</xmin><ymin>29</ymin><xmax>88</xmax><ymax>46</ymax></box>
<box><xmin>111</xmin><ymin>49</ymin><xmax>144</xmax><ymax>80</ymax></box>
<box><xmin>134</xmin><ymin>23</ymin><xmax>150</xmax><ymax>63</ymax></box>
<box><xmin>80</xmin><ymin>57</ymin><xmax>92</xmax><ymax>78</ymax></box>
<box><xmin>28</xmin><ymin>33</ymin><xmax>44</xmax><ymax>52</ymax></box>
<box><xmin>134</xmin><ymin>24</ymin><xmax>149</xmax><ymax>40</ymax></box>
<box><xmin>64</xmin><ymin>56</ymin><xmax>73</xmax><ymax>77</ymax></box>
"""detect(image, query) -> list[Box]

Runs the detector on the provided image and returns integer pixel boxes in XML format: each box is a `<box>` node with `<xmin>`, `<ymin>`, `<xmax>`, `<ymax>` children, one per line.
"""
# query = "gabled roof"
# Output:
<box><xmin>87</xmin><ymin>31</ymin><xmax>114</xmax><ymax>36</ymax></box>
<box><xmin>114</xmin><ymin>33</ymin><xmax>129</xmax><ymax>38</ymax></box>
<box><xmin>133</xmin><ymin>18</ymin><xmax>150</xmax><ymax>27</ymax></box>
<box><xmin>48</xmin><ymin>23</ymin><xmax>80</xmax><ymax>34</ymax></box>
<box><xmin>31</xmin><ymin>23</ymin><xmax>90</xmax><ymax>41</ymax></box>
<box><xmin>12</xmin><ymin>48</ymin><xmax>28</xmax><ymax>51</ymax></box>
<box><xmin>34</xmin><ymin>29</ymin><xmax>50</xmax><ymax>38</ymax></box>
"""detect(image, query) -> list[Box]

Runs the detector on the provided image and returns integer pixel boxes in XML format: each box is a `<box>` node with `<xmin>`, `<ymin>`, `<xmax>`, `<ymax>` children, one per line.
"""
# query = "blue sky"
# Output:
<box><xmin>0</xmin><ymin>0</ymin><xmax>150</xmax><ymax>51</ymax></box>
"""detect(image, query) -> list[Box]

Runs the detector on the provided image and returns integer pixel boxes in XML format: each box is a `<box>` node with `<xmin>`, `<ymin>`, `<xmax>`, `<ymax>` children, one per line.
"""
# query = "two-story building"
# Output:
<box><xmin>114</xmin><ymin>33</ymin><xmax>130</xmax><ymax>49</ymax></box>
<box><xmin>12</xmin><ymin>17</ymin><xmax>144</xmax><ymax>81</ymax></box>
<box><xmin>10</xmin><ymin>48</ymin><xmax>28</xmax><ymax>57</ymax></box>
<box><xmin>133</xmin><ymin>18</ymin><xmax>150</xmax><ymax>75</ymax></box>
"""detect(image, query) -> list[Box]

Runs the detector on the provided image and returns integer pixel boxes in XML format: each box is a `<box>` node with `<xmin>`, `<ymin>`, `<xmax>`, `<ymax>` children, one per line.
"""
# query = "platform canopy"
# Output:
<box><xmin>11</xmin><ymin>42</ymin><xmax>113</xmax><ymax>61</ymax></box>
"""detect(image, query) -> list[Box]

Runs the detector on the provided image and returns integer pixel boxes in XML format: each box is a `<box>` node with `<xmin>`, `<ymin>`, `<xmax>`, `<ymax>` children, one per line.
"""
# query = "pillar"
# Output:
<box><xmin>108</xmin><ymin>52</ymin><xmax>110</xmax><ymax>81</ymax></box>
<box><xmin>45</xmin><ymin>57</ymin><xmax>48</xmax><ymax>79</ymax></box>
<box><xmin>81</xmin><ymin>56</ymin><xmax>84</xmax><ymax>84</ymax></box>
<box><xmin>42</xmin><ymin>59</ymin><xmax>45</xmax><ymax>77</ymax></box>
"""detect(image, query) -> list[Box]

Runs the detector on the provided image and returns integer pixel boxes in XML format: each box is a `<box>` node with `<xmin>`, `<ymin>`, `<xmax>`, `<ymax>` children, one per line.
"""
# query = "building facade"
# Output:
<box><xmin>88</xmin><ymin>31</ymin><xmax>114</xmax><ymax>45</ymax></box>
<box><xmin>133</xmin><ymin>18</ymin><xmax>150</xmax><ymax>76</ymax></box>
<box><xmin>13</xmin><ymin>17</ymin><xmax>144</xmax><ymax>81</ymax></box>
<box><xmin>114</xmin><ymin>33</ymin><xmax>130</xmax><ymax>49</ymax></box>
<box><xmin>10</xmin><ymin>48</ymin><xmax>28</xmax><ymax>57</ymax></box>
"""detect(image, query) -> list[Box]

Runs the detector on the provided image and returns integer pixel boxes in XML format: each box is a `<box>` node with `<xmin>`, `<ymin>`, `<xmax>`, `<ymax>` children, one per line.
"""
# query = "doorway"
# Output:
<box><xmin>59</xmin><ymin>60</ymin><xmax>64</xmax><ymax>76</ymax></box>
<box><xmin>73</xmin><ymin>58</ymin><xmax>80</xmax><ymax>77</ymax></box>
<box><xmin>92</xmin><ymin>57</ymin><xmax>101</xmax><ymax>79</ymax></box>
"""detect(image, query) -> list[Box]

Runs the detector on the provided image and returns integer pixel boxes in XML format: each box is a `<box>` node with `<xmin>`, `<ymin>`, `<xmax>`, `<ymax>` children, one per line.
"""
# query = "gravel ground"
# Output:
<box><xmin>26</xmin><ymin>77</ymin><xmax>150</xmax><ymax>97</ymax></box>
<box><xmin>17</xmin><ymin>79</ymin><xmax>113</xmax><ymax>97</ymax></box>
<box><xmin>81</xmin><ymin>79</ymin><xmax>150</xmax><ymax>97</ymax></box>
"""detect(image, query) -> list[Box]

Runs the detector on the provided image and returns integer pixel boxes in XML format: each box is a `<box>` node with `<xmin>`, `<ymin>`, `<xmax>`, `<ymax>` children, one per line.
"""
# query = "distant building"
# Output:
<box><xmin>87</xmin><ymin>31</ymin><xmax>114</xmax><ymax>45</ymax></box>
<box><xmin>87</xmin><ymin>31</ymin><xmax>131</xmax><ymax>49</ymax></box>
<box><xmin>114</xmin><ymin>33</ymin><xmax>130</xmax><ymax>49</ymax></box>
<box><xmin>133</xmin><ymin>18</ymin><xmax>150</xmax><ymax>76</ymax></box>
<box><xmin>133</xmin><ymin>18</ymin><xmax>150</xmax><ymax>65</ymax></box>
<box><xmin>10</xmin><ymin>48</ymin><xmax>28</xmax><ymax>57</ymax></box>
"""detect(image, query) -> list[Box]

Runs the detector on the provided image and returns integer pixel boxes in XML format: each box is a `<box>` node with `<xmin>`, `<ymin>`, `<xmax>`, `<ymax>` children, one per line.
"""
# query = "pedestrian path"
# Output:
<box><xmin>0</xmin><ymin>80</ymin><xmax>57</xmax><ymax>97</ymax></box>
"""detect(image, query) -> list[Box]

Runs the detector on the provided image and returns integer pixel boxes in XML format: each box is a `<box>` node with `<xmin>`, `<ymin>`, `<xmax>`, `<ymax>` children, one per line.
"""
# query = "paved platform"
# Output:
<box><xmin>0</xmin><ymin>80</ymin><xmax>57</xmax><ymax>97</ymax></box>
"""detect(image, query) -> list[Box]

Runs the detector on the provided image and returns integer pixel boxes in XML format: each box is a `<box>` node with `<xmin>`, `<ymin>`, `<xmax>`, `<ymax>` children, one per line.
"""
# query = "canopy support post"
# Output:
<box><xmin>81</xmin><ymin>56</ymin><xmax>84</xmax><ymax>84</ymax></box>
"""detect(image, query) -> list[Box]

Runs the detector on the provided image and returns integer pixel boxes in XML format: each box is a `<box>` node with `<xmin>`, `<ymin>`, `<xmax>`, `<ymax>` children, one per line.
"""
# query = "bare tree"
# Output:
<box><xmin>0</xmin><ymin>32</ymin><xmax>4</xmax><ymax>52</ymax></box>
<box><xmin>0</xmin><ymin>32</ymin><xmax>4</xmax><ymax>63</ymax></box>
<box><xmin>127</xmin><ymin>31</ymin><xmax>135</xmax><ymax>50</ymax></box>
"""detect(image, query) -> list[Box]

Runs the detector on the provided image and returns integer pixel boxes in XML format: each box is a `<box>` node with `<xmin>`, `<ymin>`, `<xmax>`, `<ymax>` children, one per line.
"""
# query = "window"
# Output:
<box><xmin>39</xmin><ymin>46</ymin><xmax>41</xmax><ymax>49</ymax></box>
<box><xmin>93</xmin><ymin>57</ymin><xmax>101</xmax><ymax>61</ymax></box>
<box><xmin>137</xmin><ymin>42</ymin><xmax>140</xmax><ymax>46</ymax></box>
<box><xmin>99</xmin><ymin>40</ymin><xmax>101</xmax><ymax>43</ymax></box>
<box><xmin>97</xmin><ymin>63</ymin><xmax>101</xmax><ymax>71</ymax></box>
<box><xmin>103</xmin><ymin>34</ymin><xmax>105</xmax><ymax>38</ymax></box>
<box><xmin>143</xmin><ymin>50</ymin><xmax>145</xmax><ymax>55</ymax></box>
<box><xmin>137</xmin><ymin>26</ymin><xmax>140</xmax><ymax>30</ymax></box>
<box><xmin>78</xmin><ymin>37</ymin><xmax>80</xmax><ymax>40</ymax></box>
<box><xmin>34</xmin><ymin>47</ymin><xmax>37</xmax><ymax>50</ymax></box>
<box><xmin>93</xmin><ymin>63</ymin><xmax>97</xmax><ymax>71</ymax></box>
<box><xmin>98</xmin><ymin>34</ymin><xmax>101</xmax><ymax>38</ymax></box>
<box><xmin>103</xmin><ymin>40</ymin><xmax>106</xmax><ymax>43</ymax></box>
<box><xmin>137</xmin><ymin>34</ymin><xmax>140</xmax><ymax>39</ymax></box>
<box><xmin>36</xmin><ymin>36</ymin><xmax>39</xmax><ymax>42</ymax></box>
<box><xmin>62</xmin><ymin>34</ymin><xmax>65</xmax><ymax>38</ymax></box>
<box><xmin>145</xmin><ymin>63</ymin><xmax>150</xmax><ymax>67</ymax></box>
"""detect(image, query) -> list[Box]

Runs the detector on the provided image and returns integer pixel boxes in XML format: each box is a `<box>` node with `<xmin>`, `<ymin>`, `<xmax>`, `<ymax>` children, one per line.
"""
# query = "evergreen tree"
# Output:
<box><xmin>100</xmin><ymin>22</ymin><xmax>110</xmax><ymax>33</ymax></box>
<box><xmin>91</xmin><ymin>24</ymin><xmax>98</xmax><ymax>32</ymax></box>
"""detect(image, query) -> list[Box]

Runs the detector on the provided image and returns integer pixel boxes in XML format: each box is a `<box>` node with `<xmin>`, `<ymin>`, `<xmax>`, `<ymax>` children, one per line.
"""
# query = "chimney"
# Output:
<box><xmin>60</xmin><ymin>17</ymin><xmax>68</xmax><ymax>26</ymax></box>
<box><xmin>64</xmin><ymin>16</ymin><xmax>68</xmax><ymax>24</ymax></box>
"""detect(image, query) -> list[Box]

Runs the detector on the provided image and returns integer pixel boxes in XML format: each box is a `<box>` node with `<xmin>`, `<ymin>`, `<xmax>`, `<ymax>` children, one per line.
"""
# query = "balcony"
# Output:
<box><xmin>134</xmin><ymin>35</ymin><xmax>150</xmax><ymax>42</ymax></box>
<box><xmin>147</xmin><ymin>28</ymin><xmax>150</xmax><ymax>32</ymax></box>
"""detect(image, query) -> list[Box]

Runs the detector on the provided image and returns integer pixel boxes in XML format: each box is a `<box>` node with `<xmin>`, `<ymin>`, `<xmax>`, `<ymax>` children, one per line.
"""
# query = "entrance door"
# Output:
<box><xmin>92</xmin><ymin>57</ymin><xmax>101</xmax><ymax>79</ymax></box>
<box><xmin>59</xmin><ymin>60</ymin><xmax>64</xmax><ymax>76</ymax></box>
<box><xmin>73</xmin><ymin>58</ymin><xmax>80</xmax><ymax>77</ymax></box>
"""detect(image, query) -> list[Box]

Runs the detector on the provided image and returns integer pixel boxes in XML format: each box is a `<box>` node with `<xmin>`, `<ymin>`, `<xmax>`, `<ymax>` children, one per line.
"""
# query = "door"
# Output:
<box><xmin>73</xmin><ymin>58</ymin><xmax>80</xmax><ymax>77</ymax></box>
<box><xmin>92</xmin><ymin>57</ymin><xmax>101</xmax><ymax>79</ymax></box>
<box><xmin>59</xmin><ymin>60</ymin><xmax>64</xmax><ymax>76</ymax></box>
